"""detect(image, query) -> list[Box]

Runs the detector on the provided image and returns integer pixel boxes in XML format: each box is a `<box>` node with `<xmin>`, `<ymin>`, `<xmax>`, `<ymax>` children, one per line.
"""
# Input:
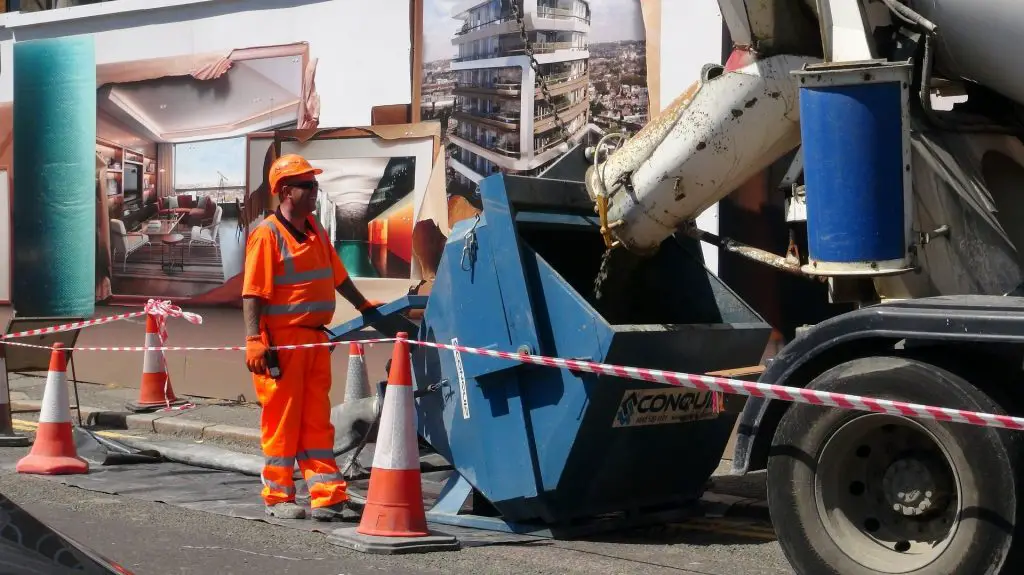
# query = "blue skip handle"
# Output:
<box><xmin>325</xmin><ymin>295</ymin><xmax>428</xmax><ymax>341</ymax></box>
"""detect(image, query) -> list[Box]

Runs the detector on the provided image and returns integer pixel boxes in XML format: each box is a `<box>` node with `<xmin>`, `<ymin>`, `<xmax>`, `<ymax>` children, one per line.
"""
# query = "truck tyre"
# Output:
<box><xmin>767</xmin><ymin>356</ymin><xmax>1023</xmax><ymax>575</ymax></box>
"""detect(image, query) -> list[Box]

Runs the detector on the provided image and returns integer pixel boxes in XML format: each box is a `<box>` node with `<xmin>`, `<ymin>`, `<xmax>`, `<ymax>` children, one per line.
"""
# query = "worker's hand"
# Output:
<box><xmin>358</xmin><ymin>300</ymin><xmax>384</xmax><ymax>314</ymax></box>
<box><xmin>245</xmin><ymin>336</ymin><xmax>269</xmax><ymax>374</ymax></box>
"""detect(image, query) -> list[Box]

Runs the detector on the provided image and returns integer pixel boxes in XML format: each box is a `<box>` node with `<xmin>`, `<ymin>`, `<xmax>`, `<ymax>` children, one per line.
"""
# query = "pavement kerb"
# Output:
<box><xmin>10</xmin><ymin>399</ymin><xmax>261</xmax><ymax>447</ymax></box>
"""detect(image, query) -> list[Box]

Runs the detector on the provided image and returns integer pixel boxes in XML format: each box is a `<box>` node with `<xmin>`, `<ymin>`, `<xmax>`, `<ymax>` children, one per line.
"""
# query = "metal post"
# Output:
<box><xmin>0</xmin><ymin>346</ymin><xmax>31</xmax><ymax>447</ymax></box>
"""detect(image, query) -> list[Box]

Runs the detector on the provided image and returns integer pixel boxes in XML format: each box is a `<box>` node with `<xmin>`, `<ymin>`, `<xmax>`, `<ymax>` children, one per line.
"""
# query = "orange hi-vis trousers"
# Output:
<box><xmin>253</xmin><ymin>326</ymin><xmax>347</xmax><ymax>509</ymax></box>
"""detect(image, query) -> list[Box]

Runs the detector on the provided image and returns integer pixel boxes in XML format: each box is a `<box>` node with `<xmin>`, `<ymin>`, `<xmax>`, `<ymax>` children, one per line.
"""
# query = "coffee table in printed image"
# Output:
<box><xmin>143</xmin><ymin>213</ymin><xmax>184</xmax><ymax>239</ymax></box>
<box><xmin>160</xmin><ymin>233</ymin><xmax>186</xmax><ymax>275</ymax></box>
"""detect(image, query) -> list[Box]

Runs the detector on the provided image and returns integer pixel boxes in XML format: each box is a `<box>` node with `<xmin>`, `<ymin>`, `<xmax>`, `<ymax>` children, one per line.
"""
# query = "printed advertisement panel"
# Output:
<box><xmin>612</xmin><ymin>388</ymin><xmax>720</xmax><ymax>428</ymax></box>
<box><xmin>420</xmin><ymin>0</ymin><xmax>652</xmax><ymax>200</ymax></box>
<box><xmin>245</xmin><ymin>128</ymin><xmax>446</xmax><ymax>325</ymax></box>
<box><xmin>92</xmin><ymin>43</ymin><xmax>319</xmax><ymax>305</ymax></box>
<box><xmin>0</xmin><ymin>1</ymin><xmax>419</xmax><ymax>316</ymax></box>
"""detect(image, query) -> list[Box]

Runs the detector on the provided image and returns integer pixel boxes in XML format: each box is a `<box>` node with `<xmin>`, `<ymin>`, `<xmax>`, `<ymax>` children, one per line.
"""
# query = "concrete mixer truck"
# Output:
<box><xmin>327</xmin><ymin>1</ymin><xmax>1024</xmax><ymax>573</ymax></box>
<box><xmin>583</xmin><ymin>0</ymin><xmax>1024</xmax><ymax>573</ymax></box>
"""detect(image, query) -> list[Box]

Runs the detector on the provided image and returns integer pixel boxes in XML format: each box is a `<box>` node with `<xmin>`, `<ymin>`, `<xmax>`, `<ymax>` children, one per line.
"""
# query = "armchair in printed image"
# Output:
<box><xmin>188</xmin><ymin>204</ymin><xmax>223</xmax><ymax>257</ymax></box>
<box><xmin>109</xmin><ymin>218</ymin><xmax>150</xmax><ymax>271</ymax></box>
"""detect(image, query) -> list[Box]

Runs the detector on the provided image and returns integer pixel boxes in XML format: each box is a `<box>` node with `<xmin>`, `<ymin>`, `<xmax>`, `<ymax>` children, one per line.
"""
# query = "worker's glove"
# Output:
<box><xmin>245</xmin><ymin>336</ymin><xmax>269</xmax><ymax>374</ymax></box>
<box><xmin>358</xmin><ymin>300</ymin><xmax>384</xmax><ymax>314</ymax></box>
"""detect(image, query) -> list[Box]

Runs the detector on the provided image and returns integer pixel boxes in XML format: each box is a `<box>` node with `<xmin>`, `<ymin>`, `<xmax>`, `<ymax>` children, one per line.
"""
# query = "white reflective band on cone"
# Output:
<box><xmin>371</xmin><ymin>386</ymin><xmax>418</xmax><ymax>471</ymax></box>
<box><xmin>38</xmin><ymin>370</ymin><xmax>70</xmax><ymax>424</ymax></box>
<box><xmin>142</xmin><ymin>332</ymin><xmax>163</xmax><ymax>374</ymax></box>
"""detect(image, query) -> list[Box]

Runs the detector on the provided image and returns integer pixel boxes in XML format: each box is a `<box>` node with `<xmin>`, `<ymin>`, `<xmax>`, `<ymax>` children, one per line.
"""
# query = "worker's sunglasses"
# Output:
<box><xmin>288</xmin><ymin>180</ymin><xmax>319</xmax><ymax>191</ymax></box>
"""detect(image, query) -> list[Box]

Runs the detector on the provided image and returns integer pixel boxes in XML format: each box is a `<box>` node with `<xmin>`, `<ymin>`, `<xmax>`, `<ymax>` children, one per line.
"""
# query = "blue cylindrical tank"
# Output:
<box><xmin>794</xmin><ymin>60</ymin><xmax>914</xmax><ymax>276</ymax></box>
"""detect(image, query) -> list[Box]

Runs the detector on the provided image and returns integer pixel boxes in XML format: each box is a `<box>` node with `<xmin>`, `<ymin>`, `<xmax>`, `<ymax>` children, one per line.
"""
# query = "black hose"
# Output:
<box><xmin>917</xmin><ymin>33</ymin><xmax>1019</xmax><ymax>135</ymax></box>
<box><xmin>879</xmin><ymin>0</ymin><xmax>936</xmax><ymax>33</ymax></box>
<box><xmin>880</xmin><ymin>0</ymin><xmax>1022</xmax><ymax>135</ymax></box>
<box><xmin>340</xmin><ymin>384</ymin><xmax>384</xmax><ymax>478</ymax></box>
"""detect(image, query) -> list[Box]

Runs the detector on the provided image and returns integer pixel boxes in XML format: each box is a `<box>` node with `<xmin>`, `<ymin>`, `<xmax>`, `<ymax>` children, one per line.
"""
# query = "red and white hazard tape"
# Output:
<box><xmin>411</xmin><ymin>339</ymin><xmax>1024</xmax><ymax>432</ymax></box>
<box><xmin>4</xmin><ymin>309</ymin><xmax>1024</xmax><ymax>432</ymax></box>
<box><xmin>0</xmin><ymin>337</ymin><xmax>398</xmax><ymax>353</ymax></box>
<box><xmin>0</xmin><ymin>299</ymin><xmax>202</xmax><ymax>340</ymax></box>
<box><xmin>0</xmin><ymin>299</ymin><xmax>204</xmax><ymax>412</ymax></box>
<box><xmin>145</xmin><ymin>300</ymin><xmax>202</xmax><ymax>412</ymax></box>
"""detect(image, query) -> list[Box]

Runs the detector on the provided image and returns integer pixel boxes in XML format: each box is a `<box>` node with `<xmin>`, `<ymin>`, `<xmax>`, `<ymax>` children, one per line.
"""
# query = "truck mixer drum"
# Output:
<box><xmin>404</xmin><ymin>174</ymin><xmax>772</xmax><ymax>534</ymax></box>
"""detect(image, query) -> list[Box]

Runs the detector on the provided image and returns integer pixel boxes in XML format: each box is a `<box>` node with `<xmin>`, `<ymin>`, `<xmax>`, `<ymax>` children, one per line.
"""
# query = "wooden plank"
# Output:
<box><xmin>705</xmin><ymin>365</ymin><xmax>765</xmax><ymax>379</ymax></box>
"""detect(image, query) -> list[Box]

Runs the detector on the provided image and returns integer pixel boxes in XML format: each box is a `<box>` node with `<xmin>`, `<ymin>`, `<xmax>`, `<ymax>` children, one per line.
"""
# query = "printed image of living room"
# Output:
<box><xmin>95</xmin><ymin>49</ymin><xmax>309</xmax><ymax>300</ymax></box>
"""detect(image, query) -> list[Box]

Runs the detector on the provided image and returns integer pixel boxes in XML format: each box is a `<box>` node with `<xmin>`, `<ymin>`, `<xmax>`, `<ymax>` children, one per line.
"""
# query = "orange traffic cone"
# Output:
<box><xmin>16</xmin><ymin>344</ymin><xmax>88</xmax><ymax>475</ymax></box>
<box><xmin>126</xmin><ymin>314</ymin><xmax>188</xmax><ymax>412</ymax></box>
<box><xmin>328</xmin><ymin>333</ymin><xmax>458</xmax><ymax>554</ymax></box>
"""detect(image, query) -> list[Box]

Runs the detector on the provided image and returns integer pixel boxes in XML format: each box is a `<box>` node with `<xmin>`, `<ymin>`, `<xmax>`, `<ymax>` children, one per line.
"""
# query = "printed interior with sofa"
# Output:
<box><xmin>95</xmin><ymin>47</ymin><xmax>310</xmax><ymax>300</ymax></box>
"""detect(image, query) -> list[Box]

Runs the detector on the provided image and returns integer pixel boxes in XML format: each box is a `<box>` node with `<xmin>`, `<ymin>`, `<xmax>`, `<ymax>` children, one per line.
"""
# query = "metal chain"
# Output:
<box><xmin>510</xmin><ymin>1</ymin><xmax>571</xmax><ymax>147</ymax></box>
<box><xmin>460</xmin><ymin>214</ymin><xmax>481</xmax><ymax>271</ymax></box>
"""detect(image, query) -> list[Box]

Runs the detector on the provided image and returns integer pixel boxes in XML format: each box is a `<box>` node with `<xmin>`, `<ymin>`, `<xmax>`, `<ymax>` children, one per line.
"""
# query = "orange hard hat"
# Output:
<box><xmin>268</xmin><ymin>154</ymin><xmax>323</xmax><ymax>195</ymax></box>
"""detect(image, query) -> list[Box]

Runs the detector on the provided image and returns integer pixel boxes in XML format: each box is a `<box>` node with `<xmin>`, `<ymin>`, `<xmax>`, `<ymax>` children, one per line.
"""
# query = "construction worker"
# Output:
<box><xmin>242</xmin><ymin>154</ymin><xmax>382</xmax><ymax>521</ymax></box>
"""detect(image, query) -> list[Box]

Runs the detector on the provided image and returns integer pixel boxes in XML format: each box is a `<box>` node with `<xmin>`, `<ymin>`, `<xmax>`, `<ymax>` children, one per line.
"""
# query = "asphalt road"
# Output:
<box><xmin>0</xmin><ymin>443</ymin><xmax>794</xmax><ymax>575</ymax></box>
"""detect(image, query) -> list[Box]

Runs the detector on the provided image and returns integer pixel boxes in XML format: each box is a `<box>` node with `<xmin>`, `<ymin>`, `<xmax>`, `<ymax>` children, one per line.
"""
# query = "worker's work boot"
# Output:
<box><xmin>265</xmin><ymin>502</ymin><xmax>306</xmax><ymax>520</ymax></box>
<box><xmin>311</xmin><ymin>501</ymin><xmax>347</xmax><ymax>522</ymax></box>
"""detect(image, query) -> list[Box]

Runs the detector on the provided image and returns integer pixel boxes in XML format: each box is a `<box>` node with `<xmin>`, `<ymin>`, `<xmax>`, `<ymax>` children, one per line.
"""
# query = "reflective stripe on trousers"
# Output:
<box><xmin>253</xmin><ymin>326</ymin><xmax>347</xmax><ymax>508</ymax></box>
<box><xmin>298</xmin><ymin>449</ymin><xmax>346</xmax><ymax>491</ymax></box>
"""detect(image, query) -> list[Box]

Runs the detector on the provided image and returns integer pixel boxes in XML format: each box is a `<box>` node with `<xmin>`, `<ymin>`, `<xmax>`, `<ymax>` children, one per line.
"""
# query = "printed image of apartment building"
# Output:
<box><xmin>445</xmin><ymin>0</ymin><xmax>594</xmax><ymax>188</ymax></box>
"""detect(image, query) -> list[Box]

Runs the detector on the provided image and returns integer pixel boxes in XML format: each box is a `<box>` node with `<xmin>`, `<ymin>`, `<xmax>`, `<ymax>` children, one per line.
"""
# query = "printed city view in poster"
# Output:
<box><xmin>420</xmin><ymin>0</ymin><xmax>649</xmax><ymax>198</ymax></box>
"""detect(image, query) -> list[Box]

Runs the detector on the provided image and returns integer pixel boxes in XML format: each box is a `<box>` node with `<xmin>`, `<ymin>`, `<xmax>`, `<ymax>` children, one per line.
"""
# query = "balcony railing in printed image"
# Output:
<box><xmin>454</xmin><ymin>71</ymin><xmax>577</xmax><ymax>93</ymax></box>
<box><xmin>493</xmin><ymin>141</ymin><xmax>521</xmax><ymax>157</ymax></box>
<box><xmin>452</xmin><ymin>2</ymin><xmax>590</xmax><ymax>37</ymax></box>
<box><xmin>454</xmin><ymin>41</ymin><xmax>584</xmax><ymax>62</ymax></box>
<box><xmin>463</xmin><ymin>134</ymin><xmax>521</xmax><ymax>157</ymax></box>
<box><xmin>453</xmin><ymin>106</ymin><xmax>520</xmax><ymax>126</ymax></box>
<box><xmin>533</xmin><ymin>100</ymin><xmax>589</xmax><ymax>133</ymax></box>
<box><xmin>453</xmin><ymin>51</ymin><xmax>501</xmax><ymax>63</ymax></box>
<box><xmin>535</xmin><ymin>99</ymin><xmax>582</xmax><ymax>120</ymax></box>
<box><xmin>536</xmin><ymin>6</ymin><xmax>591</xmax><ymax>24</ymax></box>
<box><xmin>508</xmin><ymin>41</ymin><xmax>580</xmax><ymax>54</ymax></box>
<box><xmin>455</xmin><ymin>15</ymin><xmax>516</xmax><ymax>37</ymax></box>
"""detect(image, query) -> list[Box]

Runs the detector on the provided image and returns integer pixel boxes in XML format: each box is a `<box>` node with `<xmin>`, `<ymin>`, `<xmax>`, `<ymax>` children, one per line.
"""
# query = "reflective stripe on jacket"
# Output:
<box><xmin>254</xmin><ymin>215</ymin><xmax>337</xmax><ymax>329</ymax></box>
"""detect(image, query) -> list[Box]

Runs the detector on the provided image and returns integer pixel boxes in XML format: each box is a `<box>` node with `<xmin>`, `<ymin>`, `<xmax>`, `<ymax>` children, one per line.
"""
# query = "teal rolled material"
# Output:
<box><xmin>336</xmin><ymin>241</ymin><xmax>379</xmax><ymax>278</ymax></box>
<box><xmin>12</xmin><ymin>37</ymin><xmax>97</xmax><ymax>318</ymax></box>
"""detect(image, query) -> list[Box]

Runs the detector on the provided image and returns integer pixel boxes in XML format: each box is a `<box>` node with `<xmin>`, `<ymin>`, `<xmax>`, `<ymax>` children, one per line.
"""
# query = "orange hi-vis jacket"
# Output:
<box><xmin>243</xmin><ymin>213</ymin><xmax>348</xmax><ymax>330</ymax></box>
<box><xmin>242</xmin><ymin>212</ymin><xmax>351</xmax><ymax>509</ymax></box>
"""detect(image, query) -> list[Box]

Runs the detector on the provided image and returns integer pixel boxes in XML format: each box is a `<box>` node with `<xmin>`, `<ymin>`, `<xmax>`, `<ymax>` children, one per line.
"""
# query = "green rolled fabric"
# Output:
<box><xmin>336</xmin><ymin>241</ymin><xmax>379</xmax><ymax>278</ymax></box>
<box><xmin>12</xmin><ymin>36</ymin><xmax>97</xmax><ymax>318</ymax></box>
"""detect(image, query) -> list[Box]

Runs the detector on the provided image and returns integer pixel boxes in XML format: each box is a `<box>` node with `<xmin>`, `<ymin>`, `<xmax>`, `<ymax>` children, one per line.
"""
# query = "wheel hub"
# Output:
<box><xmin>881</xmin><ymin>457</ymin><xmax>949</xmax><ymax>517</ymax></box>
<box><xmin>814</xmin><ymin>414</ymin><xmax>962</xmax><ymax>573</ymax></box>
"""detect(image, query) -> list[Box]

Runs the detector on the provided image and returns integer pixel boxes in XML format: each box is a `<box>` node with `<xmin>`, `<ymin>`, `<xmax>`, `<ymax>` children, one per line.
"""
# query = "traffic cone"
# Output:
<box><xmin>336</xmin><ymin>342</ymin><xmax>375</xmax><ymax>474</ymax></box>
<box><xmin>126</xmin><ymin>314</ymin><xmax>188</xmax><ymax>412</ymax></box>
<box><xmin>16</xmin><ymin>344</ymin><xmax>88</xmax><ymax>475</ymax></box>
<box><xmin>328</xmin><ymin>333</ymin><xmax>459</xmax><ymax>554</ymax></box>
<box><xmin>344</xmin><ymin>343</ymin><xmax>371</xmax><ymax>404</ymax></box>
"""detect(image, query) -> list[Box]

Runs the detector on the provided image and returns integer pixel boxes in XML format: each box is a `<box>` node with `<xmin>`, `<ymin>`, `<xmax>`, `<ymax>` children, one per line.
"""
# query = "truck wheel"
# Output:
<box><xmin>767</xmin><ymin>356</ymin><xmax>1022</xmax><ymax>575</ymax></box>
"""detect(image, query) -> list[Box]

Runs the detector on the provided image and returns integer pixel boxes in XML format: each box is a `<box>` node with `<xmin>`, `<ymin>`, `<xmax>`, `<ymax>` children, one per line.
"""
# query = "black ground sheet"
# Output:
<box><xmin>12</xmin><ymin>428</ymin><xmax>535</xmax><ymax>547</ymax></box>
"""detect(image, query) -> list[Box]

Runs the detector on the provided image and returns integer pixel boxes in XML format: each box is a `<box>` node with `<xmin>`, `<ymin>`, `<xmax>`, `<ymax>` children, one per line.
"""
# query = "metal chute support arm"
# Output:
<box><xmin>584</xmin><ymin>54</ymin><xmax>819</xmax><ymax>255</ymax></box>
